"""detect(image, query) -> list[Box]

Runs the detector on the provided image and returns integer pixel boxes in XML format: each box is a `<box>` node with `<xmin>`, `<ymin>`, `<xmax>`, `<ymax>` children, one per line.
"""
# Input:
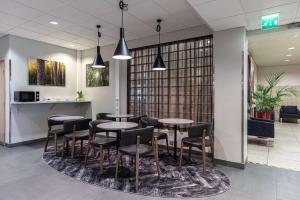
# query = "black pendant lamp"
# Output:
<box><xmin>92</xmin><ymin>25</ymin><xmax>105</xmax><ymax>68</ymax></box>
<box><xmin>153</xmin><ymin>19</ymin><xmax>166</xmax><ymax>71</ymax></box>
<box><xmin>113</xmin><ymin>0</ymin><xmax>132</xmax><ymax>60</ymax></box>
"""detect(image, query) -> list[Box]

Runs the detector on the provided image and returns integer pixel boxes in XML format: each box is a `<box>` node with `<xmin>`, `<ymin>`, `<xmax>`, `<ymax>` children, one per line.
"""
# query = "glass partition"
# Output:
<box><xmin>127</xmin><ymin>36</ymin><xmax>213</xmax><ymax>123</ymax></box>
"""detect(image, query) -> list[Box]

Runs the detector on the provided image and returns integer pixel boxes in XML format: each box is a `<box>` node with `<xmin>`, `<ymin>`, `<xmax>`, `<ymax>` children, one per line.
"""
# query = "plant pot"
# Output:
<box><xmin>256</xmin><ymin>113</ymin><xmax>262</xmax><ymax>119</ymax></box>
<box><xmin>256</xmin><ymin>112</ymin><xmax>271</xmax><ymax>120</ymax></box>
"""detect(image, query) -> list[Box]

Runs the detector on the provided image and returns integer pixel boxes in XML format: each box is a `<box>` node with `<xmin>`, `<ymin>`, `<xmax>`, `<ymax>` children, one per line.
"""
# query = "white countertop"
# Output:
<box><xmin>10</xmin><ymin>100</ymin><xmax>91</xmax><ymax>105</ymax></box>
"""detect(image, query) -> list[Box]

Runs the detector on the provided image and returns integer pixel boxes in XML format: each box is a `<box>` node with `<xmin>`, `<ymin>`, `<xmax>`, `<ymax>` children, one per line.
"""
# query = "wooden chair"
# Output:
<box><xmin>62</xmin><ymin>118</ymin><xmax>92</xmax><ymax>158</ymax></box>
<box><xmin>128</xmin><ymin>115</ymin><xmax>147</xmax><ymax>127</ymax></box>
<box><xmin>179</xmin><ymin>123</ymin><xmax>214</xmax><ymax>174</ymax></box>
<box><xmin>141</xmin><ymin>117</ymin><xmax>169</xmax><ymax>154</ymax></box>
<box><xmin>115</xmin><ymin>126</ymin><xmax>160</xmax><ymax>191</ymax></box>
<box><xmin>96</xmin><ymin>113</ymin><xmax>117</xmax><ymax>137</ymax></box>
<box><xmin>84</xmin><ymin>120</ymin><xmax>116</xmax><ymax>175</ymax></box>
<box><xmin>96</xmin><ymin>113</ymin><xmax>116</xmax><ymax>121</ymax></box>
<box><xmin>44</xmin><ymin>114</ymin><xmax>67</xmax><ymax>154</ymax></box>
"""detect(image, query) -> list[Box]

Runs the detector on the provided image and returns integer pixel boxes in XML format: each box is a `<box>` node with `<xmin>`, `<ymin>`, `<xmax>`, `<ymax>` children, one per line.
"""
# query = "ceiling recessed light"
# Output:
<box><xmin>286</xmin><ymin>54</ymin><xmax>292</xmax><ymax>57</ymax></box>
<box><xmin>284</xmin><ymin>59</ymin><xmax>290</xmax><ymax>62</ymax></box>
<box><xmin>288</xmin><ymin>47</ymin><xmax>295</xmax><ymax>50</ymax></box>
<box><xmin>49</xmin><ymin>21</ymin><xmax>58</xmax><ymax>25</ymax></box>
<box><xmin>69</xmin><ymin>44</ymin><xmax>75</xmax><ymax>47</ymax></box>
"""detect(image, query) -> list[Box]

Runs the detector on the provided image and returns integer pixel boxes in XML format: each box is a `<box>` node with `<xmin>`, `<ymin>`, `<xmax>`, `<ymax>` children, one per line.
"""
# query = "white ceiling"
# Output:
<box><xmin>188</xmin><ymin>0</ymin><xmax>300</xmax><ymax>31</ymax></box>
<box><xmin>0</xmin><ymin>0</ymin><xmax>205</xmax><ymax>50</ymax></box>
<box><xmin>248</xmin><ymin>29</ymin><xmax>300</xmax><ymax>66</ymax></box>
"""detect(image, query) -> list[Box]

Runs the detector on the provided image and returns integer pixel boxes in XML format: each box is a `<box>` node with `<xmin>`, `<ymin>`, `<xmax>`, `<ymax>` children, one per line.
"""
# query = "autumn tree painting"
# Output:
<box><xmin>86</xmin><ymin>61</ymin><xmax>109</xmax><ymax>87</ymax></box>
<box><xmin>28</xmin><ymin>58</ymin><xmax>66</xmax><ymax>86</ymax></box>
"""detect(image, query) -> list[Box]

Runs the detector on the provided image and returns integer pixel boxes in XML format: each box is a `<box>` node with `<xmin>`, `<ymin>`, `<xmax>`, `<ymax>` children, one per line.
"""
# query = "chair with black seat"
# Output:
<box><xmin>128</xmin><ymin>115</ymin><xmax>147</xmax><ymax>127</ymax></box>
<box><xmin>84</xmin><ymin>120</ymin><xmax>116</xmax><ymax>174</ymax></box>
<box><xmin>96</xmin><ymin>113</ymin><xmax>117</xmax><ymax>137</ymax></box>
<box><xmin>179</xmin><ymin>123</ymin><xmax>214</xmax><ymax>174</ymax></box>
<box><xmin>115</xmin><ymin>126</ymin><xmax>160</xmax><ymax>191</ymax></box>
<box><xmin>62</xmin><ymin>118</ymin><xmax>92</xmax><ymax>158</ymax></box>
<box><xmin>96</xmin><ymin>113</ymin><xmax>116</xmax><ymax>121</ymax></box>
<box><xmin>44</xmin><ymin>114</ymin><xmax>67</xmax><ymax>154</ymax></box>
<box><xmin>141</xmin><ymin>117</ymin><xmax>169</xmax><ymax>154</ymax></box>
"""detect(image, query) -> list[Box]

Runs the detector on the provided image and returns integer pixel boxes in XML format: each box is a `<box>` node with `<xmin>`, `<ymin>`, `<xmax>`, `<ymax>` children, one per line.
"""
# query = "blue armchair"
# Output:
<box><xmin>279</xmin><ymin>106</ymin><xmax>300</xmax><ymax>122</ymax></box>
<box><xmin>248</xmin><ymin>117</ymin><xmax>274</xmax><ymax>138</ymax></box>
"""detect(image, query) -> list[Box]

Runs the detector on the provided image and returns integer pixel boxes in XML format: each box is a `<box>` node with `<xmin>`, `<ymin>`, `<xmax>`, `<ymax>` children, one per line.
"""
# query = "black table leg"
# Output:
<box><xmin>116</xmin><ymin>130</ymin><xmax>121</xmax><ymax>150</ymax></box>
<box><xmin>173</xmin><ymin>125</ymin><xmax>177</xmax><ymax>160</ymax></box>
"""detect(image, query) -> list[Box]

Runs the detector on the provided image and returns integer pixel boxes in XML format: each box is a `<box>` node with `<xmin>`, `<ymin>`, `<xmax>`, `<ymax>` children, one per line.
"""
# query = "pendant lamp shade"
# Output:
<box><xmin>153</xmin><ymin>19</ymin><xmax>166</xmax><ymax>71</ymax></box>
<box><xmin>113</xmin><ymin>28</ymin><xmax>132</xmax><ymax>60</ymax></box>
<box><xmin>113</xmin><ymin>0</ymin><xmax>132</xmax><ymax>60</ymax></box>
<box><xmin>153</xmin><ymin>47</ymin><xmax>166</xmax><ymax>70</ymax></box>
<box><xmin>92</xmin><ymin>25</ymin><xmax>106</xmax><ymax>68</ymax></box>
<box><xmin>92</xmin><ymin>46</ymin><xmax>105</xmax><ymax>68</ymax></box>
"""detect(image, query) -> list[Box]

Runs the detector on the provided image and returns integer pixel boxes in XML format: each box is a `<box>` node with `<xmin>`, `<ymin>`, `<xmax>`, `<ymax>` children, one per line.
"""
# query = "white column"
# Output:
<box><xmin>76</xmin><ymin>50</ymin><xmax>82</xmax><ymax>92</ymax></box>
<box><xmin>115</xmin><ymin>60</ymin><xmax>120</xmax><ymax>114</ymax></box>
<box><xmin>214</xmin><ymin>27</ymin><xmax>248</xmax><ymax>165</ymax></box>
<box><xmin>115</xmin><ymin>60</ymin><xmax>128</xmax><ymax>114</ymax></box>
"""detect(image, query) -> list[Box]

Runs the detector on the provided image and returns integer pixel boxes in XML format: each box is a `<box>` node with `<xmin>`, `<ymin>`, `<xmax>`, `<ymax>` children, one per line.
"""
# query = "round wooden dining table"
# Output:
<box><xmin>159</xmin><ymin>118</ymin><xmax>194</xmax><ymax>160</ymax></box>
<box><xmin>97</xmin><ymin>121</ymin><xmax>138</xmax><ymax>149</ymax></box>
<box><xmin>106</xmin><ymin>114</ymin><xmax>134</xmax><ymax>122</ymax></box>
<box><xmin>50</xmin><ymin>115</ymin><xmax>84</xmax><ymax>122</ymax></box>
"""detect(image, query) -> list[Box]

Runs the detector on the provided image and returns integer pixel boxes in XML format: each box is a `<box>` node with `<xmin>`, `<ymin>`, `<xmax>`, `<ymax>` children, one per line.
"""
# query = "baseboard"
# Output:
<box><xmin>159</xmin><ymin>144</ymin><xmax>245</xmax><ymax>169</ymax></box>
<box><xmin>158</xmin><ymin>144</ymin><xmax>213</xmax><ymax>157</ymax></box>
<box><xmin>5</xmin><ymin>138</ymin><xmax>47</xmax><ymax>147</ymax></box>
<box><xmin>214</xmin><ymin>159</ymin><xmax>245</xmax><ymax>169</ymax></box>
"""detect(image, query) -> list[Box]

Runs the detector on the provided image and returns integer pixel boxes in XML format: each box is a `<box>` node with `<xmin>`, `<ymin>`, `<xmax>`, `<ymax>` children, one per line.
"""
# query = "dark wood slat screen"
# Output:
<box><xmin>127</xmin><ymin>35</ymin><xmax>213</xmax><ymax>123</ymax></box>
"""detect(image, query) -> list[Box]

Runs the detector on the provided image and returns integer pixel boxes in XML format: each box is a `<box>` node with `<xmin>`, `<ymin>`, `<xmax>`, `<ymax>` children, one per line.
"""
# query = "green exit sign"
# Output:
<box><xmin>262</xmin><ymin>14</ymin><xmax>279</xmax><ymax>30</ymax></box>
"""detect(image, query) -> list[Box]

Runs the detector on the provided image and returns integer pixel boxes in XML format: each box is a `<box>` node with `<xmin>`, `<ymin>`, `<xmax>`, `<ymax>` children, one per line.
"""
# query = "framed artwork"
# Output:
<box><xmin>28</xmin><ymin>58</ymin><xmax>66</xmax><ymax>86</ymax></box>
<box><xmin>86</xmin><ymin>61</ymin><xmax>109</xmax><ymax>87</ymax></box>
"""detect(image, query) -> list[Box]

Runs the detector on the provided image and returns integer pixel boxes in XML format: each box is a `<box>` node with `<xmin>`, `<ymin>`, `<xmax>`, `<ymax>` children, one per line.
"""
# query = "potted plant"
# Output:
<box><xmin>252</xmin><ymin>72</ymin><xmax>296</xmax><ymax>120</ymax></box>
<box><xmin>76</xmin><ymin>90</ymin><xmax>85</xmax><ymax>101</ymax></box>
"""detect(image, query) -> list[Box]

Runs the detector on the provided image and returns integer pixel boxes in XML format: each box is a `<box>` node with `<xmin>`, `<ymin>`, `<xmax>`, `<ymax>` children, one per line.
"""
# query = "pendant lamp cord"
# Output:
<box><xmin>97</xmin><ymin>25</ymin><xmax>101</xmax><ymax>46</ymax></box>
<box><xmin>119</xmin><ymin>0</ymin><xmax>128</xmax><ymax>28</ymax></box>
<box><xmin>156</xmin><ymin>19</ymin><xmax>162</xmax><ymax>46</ymax></box>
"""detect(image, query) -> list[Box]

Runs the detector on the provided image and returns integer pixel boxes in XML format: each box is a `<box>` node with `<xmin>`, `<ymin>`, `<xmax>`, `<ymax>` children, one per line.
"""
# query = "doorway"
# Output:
<box><xmin>247</xmin><ymin>29</ymin><xmax>300</xmax><ymax>171</ymax></box>
<box><xmin>0</xmin><ymin>60</ymin><xmax>5</xmax><ymax>143</ymax></box>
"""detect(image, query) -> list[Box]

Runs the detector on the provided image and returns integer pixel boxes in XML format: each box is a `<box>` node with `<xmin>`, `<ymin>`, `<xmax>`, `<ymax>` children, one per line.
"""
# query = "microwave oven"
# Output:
<box><xmin>14</xmin><ymin>91</ymin><xmax>37</xmax><ymax>102</ymax></box>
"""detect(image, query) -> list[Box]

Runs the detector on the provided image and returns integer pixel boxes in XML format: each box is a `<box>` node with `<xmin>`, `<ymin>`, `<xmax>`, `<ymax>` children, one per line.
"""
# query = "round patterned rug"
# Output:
<box><xmin>43</xmin><ymin>146</ymin><xmax>230</xmax><ymax>198</ymax></box>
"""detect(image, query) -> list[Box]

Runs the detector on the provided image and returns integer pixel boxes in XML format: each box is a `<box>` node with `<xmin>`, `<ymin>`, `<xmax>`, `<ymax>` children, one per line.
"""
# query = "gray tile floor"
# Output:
<box><xmin>248</xmin><ymin>122</ymin><xmax>300</xmax><ymax>171</ymax></box>
<box><xmin>0</xmin><ymin>142</ymin><xmax>300</xmax><ymax>200</ymax></box>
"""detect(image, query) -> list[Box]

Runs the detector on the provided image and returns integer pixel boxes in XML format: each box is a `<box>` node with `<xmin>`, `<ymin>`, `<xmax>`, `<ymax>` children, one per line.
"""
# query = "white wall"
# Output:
<box><xmin>214</xmin><ymin>27</ymin><xmax>248</xmax><ymax>165</ymax></box>
<box><xmin>0</xmin><ymin>35</ymin><xmax>10</xmax><ymax>143</ymax></box>
<box><xmin>81</xmin><ymin>45</ymin><xmax>117</xmax><ymax>119</ymax></box>
<box><xmin>9</xmin><ymin>35</ymin><xmax>78</xmax><ymax>99</ymax></box>
<box><xmin>6</xmin><ymin>35</ymin><xmax>91</xmax><ymax>144</ymax></box>
<box><xmin>257</xmin><ymin>65</ymin><xmax>300</xmax><ymax>86</ymax></box>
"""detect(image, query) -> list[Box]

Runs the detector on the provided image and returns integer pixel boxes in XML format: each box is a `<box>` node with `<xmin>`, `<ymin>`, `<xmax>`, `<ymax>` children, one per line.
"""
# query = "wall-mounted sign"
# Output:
<box><xmin>261</xmin><ymin>14</ymin><xmax>279</xmax><ymax>31</ymax></box>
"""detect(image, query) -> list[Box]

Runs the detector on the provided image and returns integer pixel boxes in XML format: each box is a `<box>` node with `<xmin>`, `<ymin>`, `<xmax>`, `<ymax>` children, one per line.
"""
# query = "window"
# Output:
<box><xmin>127</xmin><ymin>36</ymin><xmax>213</xmax><ymax>123</ymax></box>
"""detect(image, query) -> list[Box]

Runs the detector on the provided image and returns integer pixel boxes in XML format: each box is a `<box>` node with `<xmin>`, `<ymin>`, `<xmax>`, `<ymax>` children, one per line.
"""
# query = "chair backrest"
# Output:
<box><xmin>140</xmin><ymin>117</ymin><xmax>162</xmax><ymax>128</ymax></box>
<box><xmin>282</xmin><ymin>106</ymin><xmax>298</xmax><ymax>114</ymax></box>
<box><xmin>64</xmin><ymin>118</ymin><xmax>91</xmax><ymax>133</ymax></box>
<box><xmin>89</xmin><ymin>119</ymin><xmax>112</xmax><ymax>136</ymax></box>
<box><xmin>48</xmin><ymin>114</ymin><xmax>67</xmax><ymax>127</ymax></box>
<box><xmin>128</xmin><ymin>115</ymin><xmax>147</xmax><ymax>124</ymax></box>
<box><xmin>120</xmin><ymin>126</ymin><xmax>154</xmax><ymax>146</ymax></box>
<box><xmin>96</xmin><ymin>113</ymin><xmax>110</xmax><ymax>120</ymax></box>
<box><xmin>188</xmin><ymin>123</ymin><xmax>212</xmax><ymax>138</ymax></box>
<box><xmin>96</xmin><ymin>113</ymin><xmax>116</xmax><ymax>121</ymax></box>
